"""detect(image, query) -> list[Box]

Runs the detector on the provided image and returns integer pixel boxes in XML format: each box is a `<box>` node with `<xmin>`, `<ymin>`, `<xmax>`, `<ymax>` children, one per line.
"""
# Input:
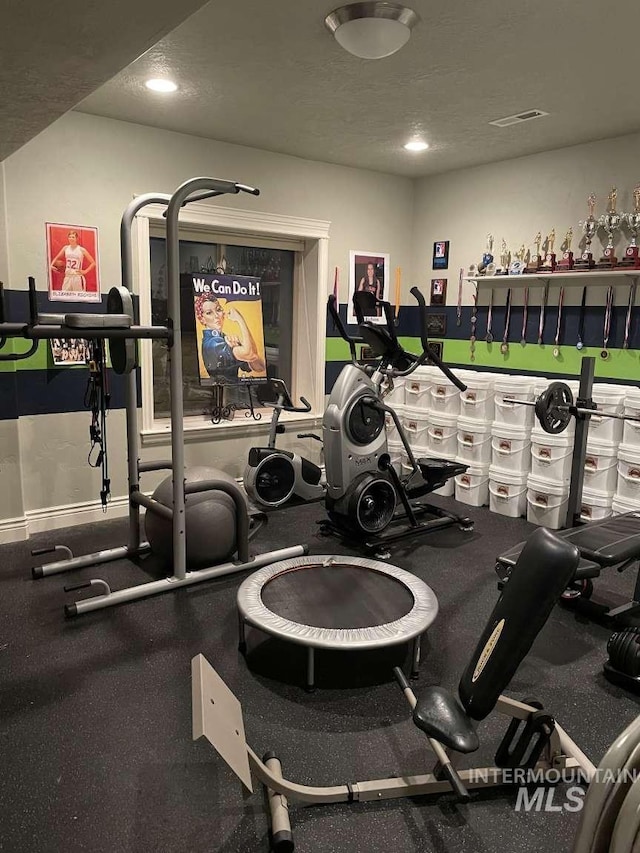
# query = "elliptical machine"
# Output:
<box><xmin>244</xmin><ymin>378</ymin><xmax>325</xmax><ymax>508</ymax></box>
<box><xmin>321</xmin><ymin>287</ymin><xmax>472</xmax><ymax>553</ymax></box>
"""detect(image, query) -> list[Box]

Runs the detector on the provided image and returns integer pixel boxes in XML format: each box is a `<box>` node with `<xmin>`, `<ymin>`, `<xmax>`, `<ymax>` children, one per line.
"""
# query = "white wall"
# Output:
<box><xmin>2</xmin><ymin>111</ymin><xmax>415</xmax><ymax>528</ymax></box>
<box><xmin>412</xmin><ymin>131</ymin><xmax>640</xmax><ymax>310</ymax></box>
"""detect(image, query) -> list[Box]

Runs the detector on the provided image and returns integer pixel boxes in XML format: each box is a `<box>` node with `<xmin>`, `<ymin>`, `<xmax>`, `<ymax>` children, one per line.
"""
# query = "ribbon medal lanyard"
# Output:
<box><xmin>553</xmin><ymin>286</ymin><xmax>565</xmax><ymax>358</ymax></box>
<box><xmin>485</xmin><ymin>288</ymin><xmax>494</xmax><ymax>344</ymax></box>
<box><xmin>538</xmin><ymin>281</ymin><xmax>549</xmax><ymax>345</ymax></box>
<box><xmin>520</xmin><ymin>285</ymin><xmax>529</xmax><ymax>346</ymax></box>
<box><xmin>470</xmin><ymin>282</ymin><xmax>478</xmax><ymax>361</ymax></box>
<box><xmin>624</xmin><ymin>281</ymin><xmax>636</xmax><ymax>350</ymax></box>
<box><xmin>601</xmin><ymin>285</ymin><xmax>614</xmax><ymax>360</ymax></box>
<box><xmin>576</xmin><ymin>286</ymin><xmax>587</xmax><ymax>351</ymax></box>
<box><xmin>456</xmin><ymin>267</ymin><xmax>463</xmax><ymax>327</ymax></box>
<box><xmin>500</xmin><ymin>288</ymin><xmax>512</xmax><ymax>355</ymax></box>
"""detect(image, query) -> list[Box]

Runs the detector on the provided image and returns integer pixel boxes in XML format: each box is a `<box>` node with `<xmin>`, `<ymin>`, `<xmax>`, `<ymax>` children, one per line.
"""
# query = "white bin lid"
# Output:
<box><xmin>489</xmin><ymin>465</ymin><xmax>528</xmax><ymax>485</ymax></box>
<box><xmin>527</xmin><ymin>474</ymin><xmax>569</xmax><ymax>495</ymax></box>
<box><xmin>458</xmin><ymin>415</ymin><xmax>492</xmax><ymax>433</ymax></box>
<box><xmin>491</xmin><ymin>421</ymin><xmax>532</xmax><ymax>439</ymax></box>
<box><xmin>429</xmin><ymin>411</ymin><xmax>459</xmax><ymax>426</ymax></box>
<box><xmin>531</xmin><ymin>429</ymin><xmax>574</xmax><ymax>446</ymax></box>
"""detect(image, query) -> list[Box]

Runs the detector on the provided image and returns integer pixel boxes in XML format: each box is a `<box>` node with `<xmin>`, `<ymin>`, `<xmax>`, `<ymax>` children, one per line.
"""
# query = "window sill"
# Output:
<box><xmin>140</xmin><ymin>411</ymin><xmax>323</xmax><ymax>447</ymax></box>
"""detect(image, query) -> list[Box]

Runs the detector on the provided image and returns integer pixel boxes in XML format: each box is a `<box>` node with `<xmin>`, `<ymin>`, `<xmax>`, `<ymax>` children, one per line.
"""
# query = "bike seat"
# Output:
<box><xmin>412</xmin><ymin>686</ymin><xmax>479</xmax><ymax>754</ymax></box>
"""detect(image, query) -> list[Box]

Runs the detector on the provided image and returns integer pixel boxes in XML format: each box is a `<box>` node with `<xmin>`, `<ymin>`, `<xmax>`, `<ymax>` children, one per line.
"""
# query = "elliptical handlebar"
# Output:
<box><xmin>409</xmin><ymin>286</ymin><xmax>467</xmax><ymax>392</ymax></box>
<box><xmin>265</xmin><ymin>395</ymin><xmax>312</xmax><ymax>415</ymax></box>
<box><xmin>327</xmin><ymin>295</ymin><xmax>362</xmax><ymax>363</ymax></box>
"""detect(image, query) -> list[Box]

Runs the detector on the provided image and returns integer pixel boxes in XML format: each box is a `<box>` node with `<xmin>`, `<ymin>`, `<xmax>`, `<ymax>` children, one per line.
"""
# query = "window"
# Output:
<box><xmin>135</xmin><ymin>202</ymin><xmax>330</xmax><ymax>439</ymax></box>
<box><xmin>149</xmin><ymin>236</ymin><xmax>295</xmax><ymax>420</ymax></box>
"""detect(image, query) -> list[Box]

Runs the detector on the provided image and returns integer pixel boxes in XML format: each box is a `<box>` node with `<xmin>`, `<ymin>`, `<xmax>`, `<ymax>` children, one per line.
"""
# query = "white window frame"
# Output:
<box><xmin>133</xmin><ymin>202</ymin><xmax>330</xmax><ymax>445</ymax></box>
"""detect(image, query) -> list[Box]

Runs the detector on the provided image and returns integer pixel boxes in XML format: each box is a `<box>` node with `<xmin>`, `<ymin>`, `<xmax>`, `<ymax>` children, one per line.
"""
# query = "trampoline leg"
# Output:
<box><xmin>238</xmin><ymin>614</ymin><xmax>247</xmax><ymax>655</ymax></box>
<box><xmin>306</xmin><ymin>647</ymin><xmax>315</xmax><ymax>693</ymax></box>
<box><xmin>410</xmin><ymin>635</ymin><xmax>422</xmax><ymax>680</ymax></box>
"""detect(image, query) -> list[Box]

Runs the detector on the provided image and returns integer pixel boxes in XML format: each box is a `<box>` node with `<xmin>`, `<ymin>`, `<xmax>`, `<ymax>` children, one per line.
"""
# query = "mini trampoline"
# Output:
<box><xmin>237</xmin><ymin>555</ymin><xmax>438</xmax><ymax>690</ymax></box>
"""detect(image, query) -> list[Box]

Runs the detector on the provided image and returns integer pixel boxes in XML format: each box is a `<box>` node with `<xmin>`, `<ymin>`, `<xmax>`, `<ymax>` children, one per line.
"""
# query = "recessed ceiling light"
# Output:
<box><xmin>404</xmin><ymin>140</ymin><xmax>429</xmax><ymax>152</ymax></box>
<box><xmin>145</xmin><ymin>79</ymin><xmax>178</xmax><ymax>93</ymax></box>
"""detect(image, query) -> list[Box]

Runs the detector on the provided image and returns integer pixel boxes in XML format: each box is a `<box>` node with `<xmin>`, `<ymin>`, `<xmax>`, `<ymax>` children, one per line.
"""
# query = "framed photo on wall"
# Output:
<box><xmin>426</xmin><ymin>341</ymin><xmax>444</xmax><ymax>363</ymax></box>
<box><xmin>432</xmin><ymin>240</ymin><xmax>449</xmax><ymax>270</ymax></box>
<box><xmin>426</xmin><ymin>313</ymin><xmax>446</xmax><ymax>337</ymax></box>
<box><xmin>46</xmin><ymin>223</ymin><xmax>101</xmax><ymax>303</ymax></box>
<box><xmin>430</xmin><ymin>278</ymin><xmax>447</xmax><ymax>305</ymax></box>
<box><xmin>347</xmin><ymin>250</ymin><xmax>390</xmax><ymax>325</ymax></box>
<box><xmin>49</xmin><ymin>338</ymin><xmax>90</xmax><ymax>366</ymax></box>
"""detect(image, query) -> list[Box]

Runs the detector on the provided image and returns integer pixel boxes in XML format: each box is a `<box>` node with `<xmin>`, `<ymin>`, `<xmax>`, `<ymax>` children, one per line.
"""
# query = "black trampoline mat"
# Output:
<box><xmin>261</xmin><ymin>563</ymin><xmax>415</xmax><ymax>629</ymax></box>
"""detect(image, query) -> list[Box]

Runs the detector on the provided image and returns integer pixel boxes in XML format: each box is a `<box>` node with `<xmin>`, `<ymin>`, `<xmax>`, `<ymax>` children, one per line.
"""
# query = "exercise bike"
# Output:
<box><xmin>321</xmin><ymin>287</ymin><xmax>473</xmax><ymax>553</ymax></box>
<box><xmin>243</xmin><ymin>378</ymin><xmax>325</xmax><ymax>508</ymax></box>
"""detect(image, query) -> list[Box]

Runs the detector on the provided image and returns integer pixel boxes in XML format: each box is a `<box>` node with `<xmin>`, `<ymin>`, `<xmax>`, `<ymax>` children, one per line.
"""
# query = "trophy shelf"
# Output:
<box><xmin>464</xmin><ymin>269</ymin><xmax>640</xmax><ymax>285</ymax></box>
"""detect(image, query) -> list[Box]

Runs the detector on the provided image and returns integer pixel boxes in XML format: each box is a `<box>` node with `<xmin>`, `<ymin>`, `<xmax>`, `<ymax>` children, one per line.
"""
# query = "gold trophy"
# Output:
<box><xmin>596</xmin><ymin>187</ymin><xmax>623</xmax><ymax>268</ymax></box>
<box><xmin>575</xmin><ymin>193</ymin><xmax>598</xmax><ymax>270</ymax></box>
<box><xmin>539</xmin><ymin>228</ymin><xmax>556</xmax><ymax>272</ymax></box>
<box><xmin>621</xmin><ymin>184</ymin><xmax>640</xmax><ymax>269</ymax></box>
<box><xmin>525</xmin><ymin>232</ymin><xmax>542</xmax><ymax>273</ymax></box>
<box><xmin>495</xmin><ymin>238</ymin><xmax>510</xmax><ymax>275</ymax></box>
<box><xmin>509</xmin><ymin>244</ymin><xmax>527</xmax><ymax>275</ymax></box>
<box><xmin>556</xmin><ymin>227</ymin><xmax>574</xmax><ymax>270</ymax></box>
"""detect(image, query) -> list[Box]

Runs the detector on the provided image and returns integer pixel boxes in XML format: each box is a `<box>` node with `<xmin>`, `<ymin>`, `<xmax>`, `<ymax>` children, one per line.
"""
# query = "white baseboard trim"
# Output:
<box><xmin>24</xmin><ymin>493</ymin><xmax>133</xmax><ymax>537</ymax></box>
<box><xmin>0</xmin><ymin>515</ymin><xmax>29</xmax><ymax>545</ymax></box>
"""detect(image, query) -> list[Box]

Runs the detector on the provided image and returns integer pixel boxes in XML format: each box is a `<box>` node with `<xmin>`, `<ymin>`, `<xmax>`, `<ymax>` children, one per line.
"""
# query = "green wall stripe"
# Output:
<box><xmin>325</xmin><ymin>335</ymin><xmax>640</xmax><ymax>383</ymax></box>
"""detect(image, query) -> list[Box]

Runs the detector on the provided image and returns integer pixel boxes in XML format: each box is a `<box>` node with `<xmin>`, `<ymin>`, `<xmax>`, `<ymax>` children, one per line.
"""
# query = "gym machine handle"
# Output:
<box><xmin>265</xmin><ymin>395</ymin><xmax>312</xmax><ymax>414</ymax></box>
<box><xmin>0</xmin><ymin>283</ymin><xmax>40</xmax><ymax>361</ymax></box>
<box><xmin>327</xmin><ymin>294</ymin><xmax>362</xmax><ymax>363</ymax></box>
<box><xmin>410</xmin><ymin>287</ymin><xmax>467</xmax><ymax>393</ymax></box>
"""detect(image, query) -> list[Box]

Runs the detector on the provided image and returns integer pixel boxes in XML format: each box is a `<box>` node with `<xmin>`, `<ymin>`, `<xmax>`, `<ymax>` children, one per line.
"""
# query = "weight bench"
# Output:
<box><xmin>496</xmin><ymin>512</ymin><xmax>640</xmax><ymax>619</ymax></box>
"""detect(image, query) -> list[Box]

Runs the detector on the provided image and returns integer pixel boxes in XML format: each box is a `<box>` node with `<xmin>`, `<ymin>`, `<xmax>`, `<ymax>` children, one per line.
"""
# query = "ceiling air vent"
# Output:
<box><xmin>489</xmin><ymin>109</ymin><xmax>549</xmax><ymax>128</ymax></box>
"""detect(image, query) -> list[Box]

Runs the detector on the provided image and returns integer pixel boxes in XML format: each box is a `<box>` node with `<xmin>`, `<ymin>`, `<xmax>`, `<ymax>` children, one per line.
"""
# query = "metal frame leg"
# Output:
<box><xmin>410</xmin><ymin>635</ymin><xmax>422</xmax><ymax>680</ymax></box>
<box><xmin>306</xmin><ymin>646</ymin><xmax>315</xmax><ymax>692</ymax></box>
<box><xmin>238</xmin><ymin>615</ymin><xmax>247</xmax><ymax>654</ymax></box>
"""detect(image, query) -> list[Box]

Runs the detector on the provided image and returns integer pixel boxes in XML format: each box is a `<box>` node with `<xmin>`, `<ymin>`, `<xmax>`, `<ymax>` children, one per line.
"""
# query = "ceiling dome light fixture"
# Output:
<box><xmin>404</xmin><ymin>140</ymin><xmax>429</xmax><ymax>152</ymax></box>
<box><xmin>145</xmin><ymin>78</ymin><xmax>178</xmax><ymax>93</ymax></box>
<box><xmin>325</xmin><ymin>2</ymin><xmax>420</xmax><ymax>60</ymax></box>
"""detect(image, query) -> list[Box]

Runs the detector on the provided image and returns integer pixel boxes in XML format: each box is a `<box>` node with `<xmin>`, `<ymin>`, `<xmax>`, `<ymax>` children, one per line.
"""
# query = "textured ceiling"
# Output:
<box><xmin>0</xmin><ymin>0</ymin><xmax>210</xmax><ymax>162</ymax></box>
<box><xmin>76</xmin><ymin>0</ymin><xmax>640</xmax><ymax>177</ymax></box>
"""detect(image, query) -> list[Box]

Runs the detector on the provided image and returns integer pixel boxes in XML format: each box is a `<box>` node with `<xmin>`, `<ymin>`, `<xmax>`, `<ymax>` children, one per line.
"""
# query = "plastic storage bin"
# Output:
<box><xmin>622</xmin><ymin>388</ymin><xmax>640</xmax><ymax>448</ymax></box>
<box><xmin>455</xmin><ymin>462</ymin><xmax>489</xmax><ymax>507</ymax></box>
<box><xmin>429</xmin><ymin>378</ymin><xmax>461</xmax><ymax>416</ymax></box>
<box><xmin>526</xmin><ymin>474</ymin><xmax>569</xmax><ymax>529</ymax></box>
<box><xmin>583</xmin><ymin>437</ymin><xmax>619</xmax><ymax>494</ymax></box>
<box><xmin>426</xmin><ymin>411</ymin><xmax>458</xmax><ymax>458</ymax></box>
<box><xmin>616</xmin><ymin>444</ymin><xmax>640</xmax><ymax>503</ymax></box>
<box><xmin>491</xmin><ymin>423</ymin><xmax>532</xmax><ymax>475</ymax></box>
<box><xmin>459</xmin><ymin>373</ymin><xmax>495</xmax><ymax>422</ymax></box>
<box><xmin>579</xmin><ymin>487</ymin><xmax>613</xmax><ymax>523</ymax></box>
<box><xmin>493</xmin><ymin>375</ymin><xmax>538</xmax><ymax>429</ymax></box>
<box><xmin>457</xmin><ymin>415</ymin><xmax>492</xmax><ymax>466</ymax></box>
<box><xmin>402</xmin><ymin>405</ymin><xmax>430</xmax><ymax>448</ymax></box>
<box><xmin>488</xmin><ymin>467</ymin><xmax>528</xmax><ymax>518</ymax></box>
<box><xmin>384</xmin><ymin>378</ymin><xmax>405</xmax><ymax>410</ymax></box>
<box><xmin>403</xmin><ymin>366</ymin><xmax>439</xmax><ymax>409</ymax></box>
<box><xmin>587</xmin><ymin>384</ymin><xmax>626</xmax><ymax>444</ymax></box>
<box><xmin>530</xmin><ymin>429</ymin><xmax>573</xmax><ymax>482</ymax></box>
<box><xmin>387</xmin><ymin>440</ymin><xmax>404</xmax><ymax>475</ymax></box>
<box><xmin>384</xmin><ymin>407</ymin><xmax>404</xmax><ymax>443</ymax></box>
<box><xmin>612</xmin><ymin>494</ymin><xmax>640</xmax><ymax>516</ymax></box>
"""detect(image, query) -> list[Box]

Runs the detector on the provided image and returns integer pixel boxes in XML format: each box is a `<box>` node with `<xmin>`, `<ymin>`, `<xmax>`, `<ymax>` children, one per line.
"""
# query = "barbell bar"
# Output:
<box><xmin>507</xmin><ymin>381</ymin><xmax>640</xmax><ymax>435</ymax></box>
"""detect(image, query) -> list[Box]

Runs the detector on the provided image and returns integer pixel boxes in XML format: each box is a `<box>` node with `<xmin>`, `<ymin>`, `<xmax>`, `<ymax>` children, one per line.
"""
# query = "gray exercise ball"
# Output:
<box><xmin>145</xmin><ymin>466</ymin><xmax>244</xmax><ymax>569</ymax></box>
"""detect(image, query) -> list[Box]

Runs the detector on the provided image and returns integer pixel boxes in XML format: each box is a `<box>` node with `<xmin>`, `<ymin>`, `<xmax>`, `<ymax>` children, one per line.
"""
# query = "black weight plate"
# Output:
<box><xmin>535</xmin><ymin>381</ymin><xmax>573</xmax><ymax>434</ymax></box>
<box><xmin>107</xmin><ymin>286</ymin><xmax>137</xmax><ymax>375</ymax></box>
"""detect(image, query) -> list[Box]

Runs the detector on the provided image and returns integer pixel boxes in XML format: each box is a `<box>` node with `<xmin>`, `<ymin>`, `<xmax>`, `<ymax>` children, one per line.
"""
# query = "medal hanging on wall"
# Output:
<box><xmin>538</xmin><ymin>281</ymin><xmax>549</xmax><ymax>345</ymax></box>
<box><xmin>553</xmin><ymin>286</ymin><xmax>565</xmax><ymax>358</ymax></box>
<box><xmin>456</xmin><ymin>267</ymin><xmax>464</xmax><ymax>327</ymax></box>
<box><xmin>576</xmin><ymin>286</ymin><xmax>587</xmax><ymax>350</ymax></box>
<box><xmin>623</xmin><ymin>281</ymin><xmax>636</xmax><ymax>350</ymax></box>
<box><xmin>500</xmin><ymin>288</ymin><xmax>512</xmax><ymax>355</ymax></box>
<box><xmin>485</xmin><ymin>288</ymin><xmax>494</xmax><ymax>344</ymax></box>
<box><xmin>601</xmin><ymin>284</ymin><xmax>614</xmax><ymax>360</ymax></box>
<box><xmin>470</xmin><ymin>281</ymin><xmax>478</xmax><ymax>361</ymax></box>
<box><xmin>520</xmin><ymin>285</ymin><xmax>529</xmax><ymax>346</ymax></box>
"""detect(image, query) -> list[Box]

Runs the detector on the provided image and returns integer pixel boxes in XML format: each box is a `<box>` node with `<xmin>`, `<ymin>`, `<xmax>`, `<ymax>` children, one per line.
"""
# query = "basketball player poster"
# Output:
<box><xmin>187</xmin><ymin>272</ymin><xmax>268</xmax><ymax>386</ymax></box>
<box><xmin>46</xmin><ymin>223</ymin><xmax>101</xmax><ymax>303</ymax></box>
